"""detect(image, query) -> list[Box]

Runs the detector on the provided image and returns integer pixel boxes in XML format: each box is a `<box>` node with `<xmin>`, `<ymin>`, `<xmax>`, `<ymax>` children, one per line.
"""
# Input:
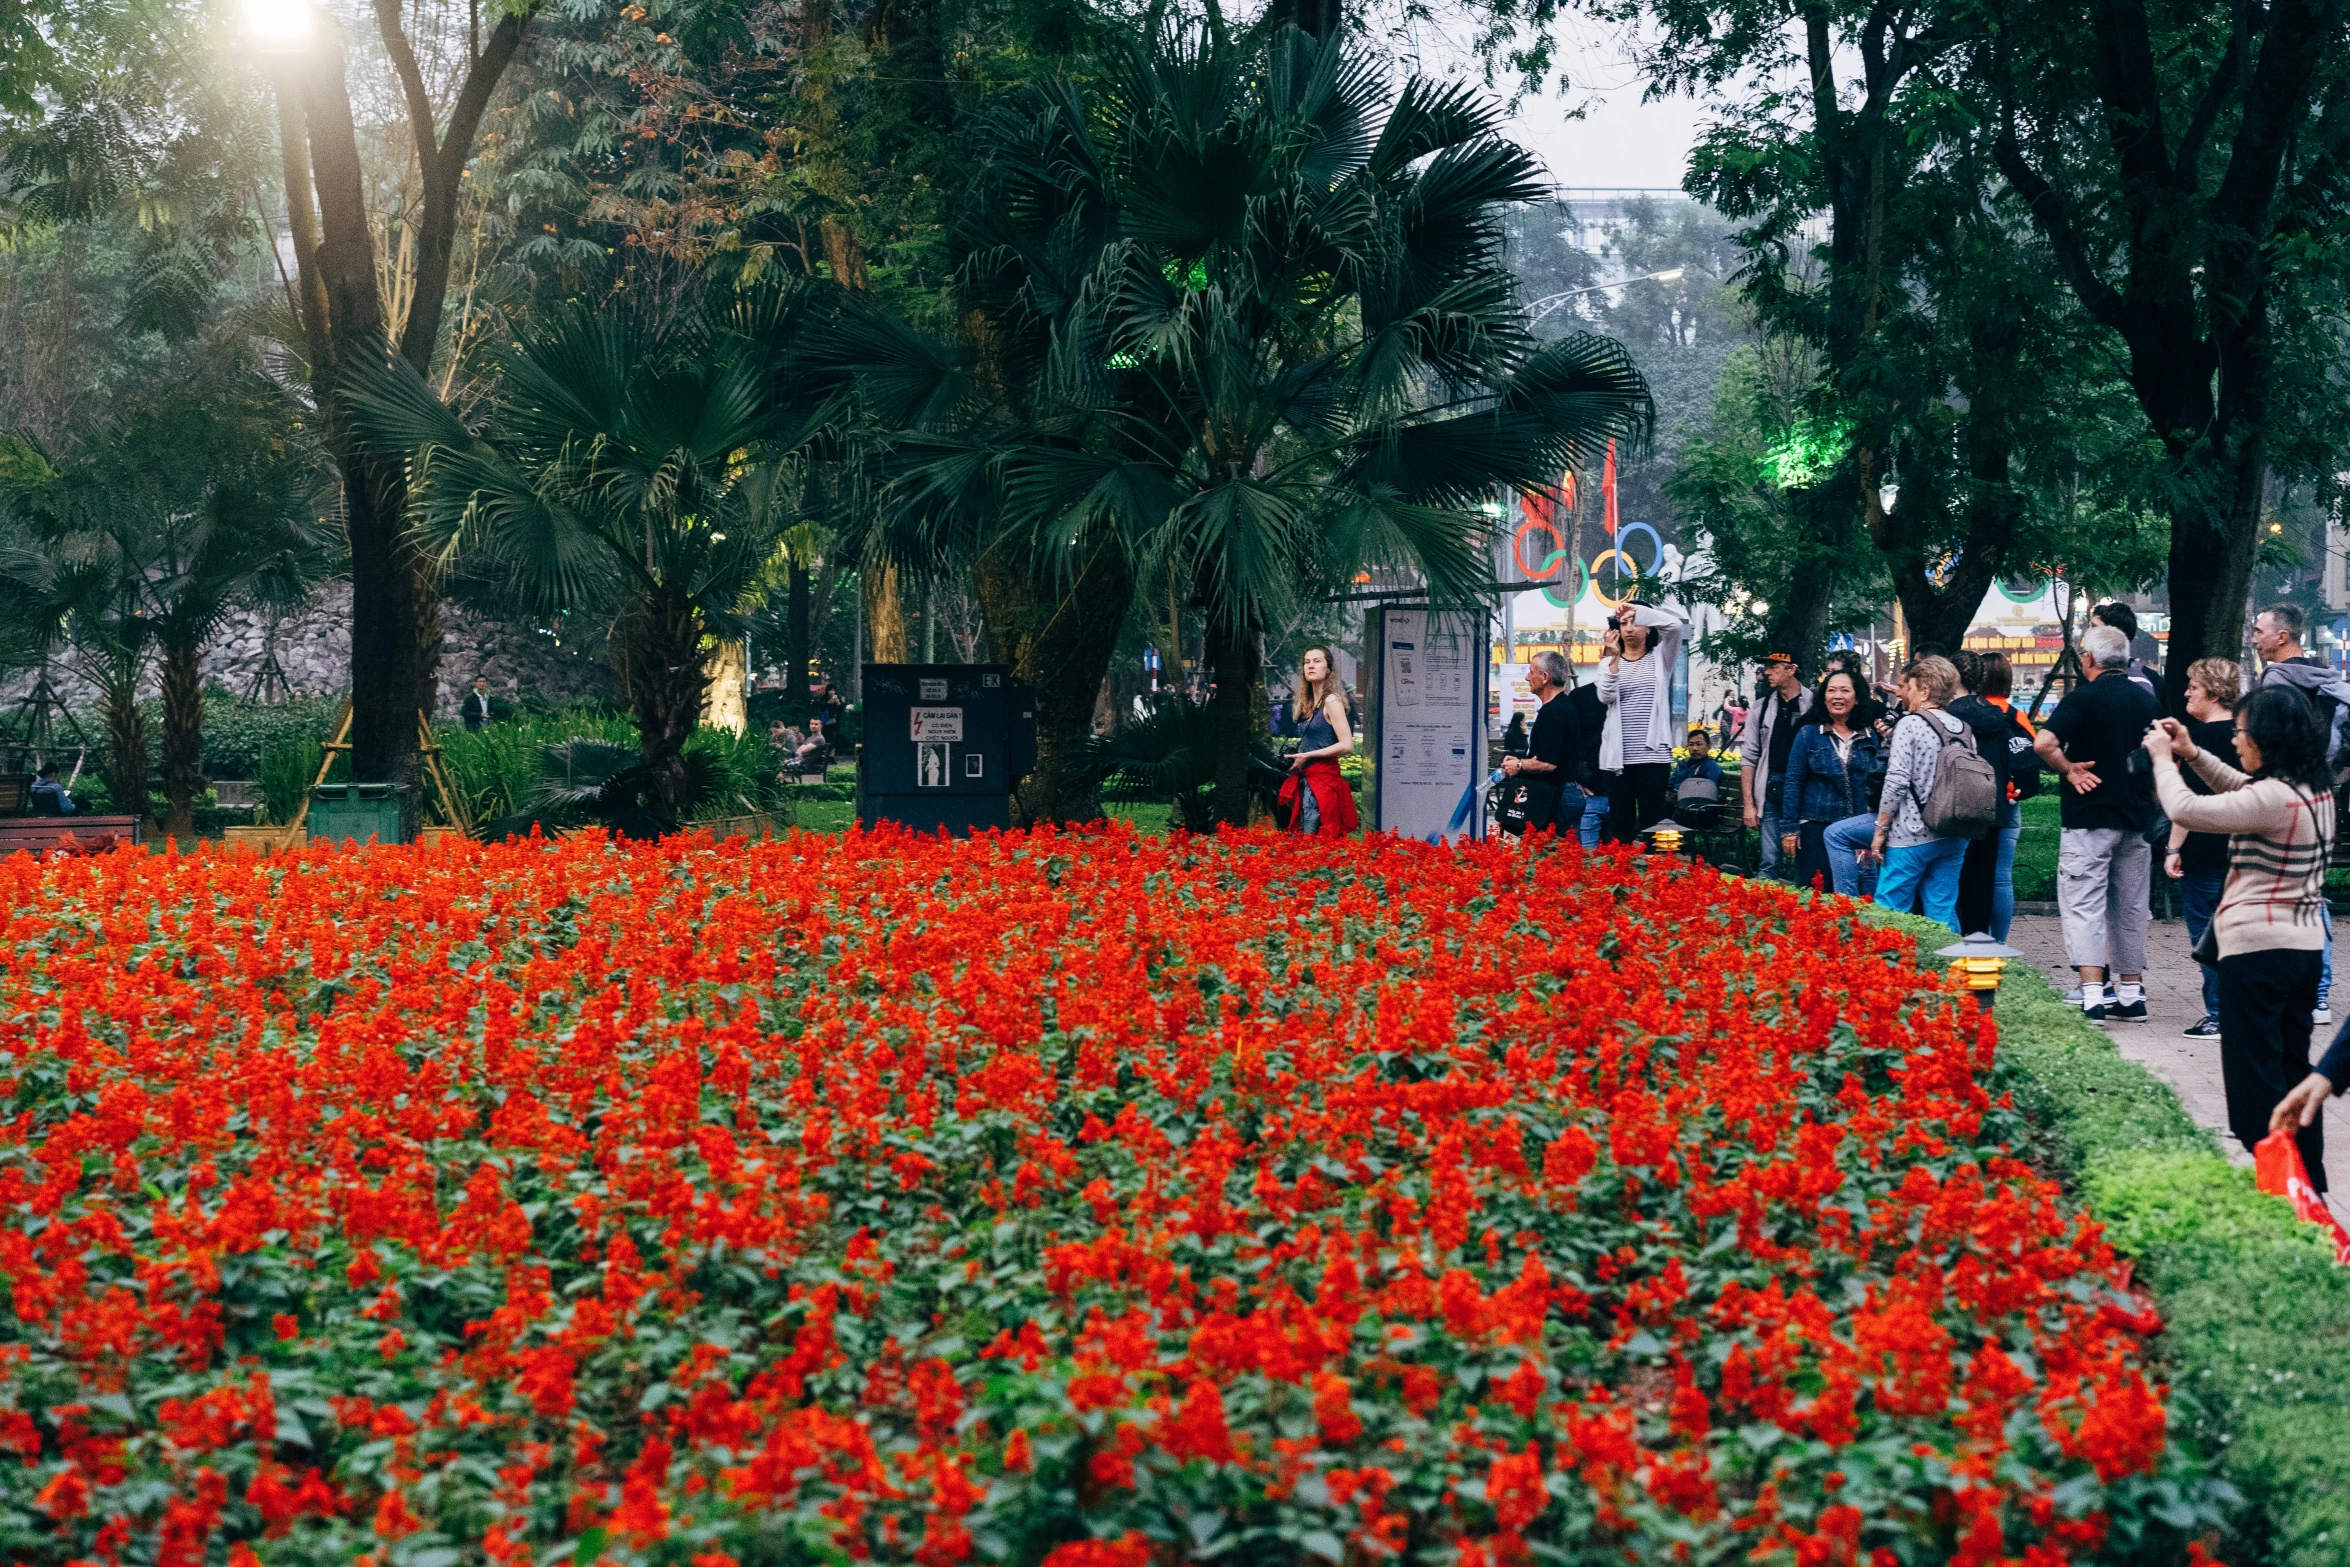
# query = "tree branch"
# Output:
<box><xmin>2175</xmin><ymin>0</ymin><xmax>2251</xmax><ymax>178</ymax></box>
<box><xmin>372</xmin><ymin>0</ymin><xmax>442</xmax><ymax>175</ymax></box>
<box><xmin>437</xmin><ymin>11</ymin><xmax>523</xmax><ymax>190</ymax></box>
<box><xmin>395</xmin><ymin>9</ymin><xmax>528</xmax><ymax>373</ymax></box>
<box><xmin>2086</xmin><ymin>0</ymin><xmax>2175</xmax><ymax>191</ymax></box>
<box><xmin>1992</xmin><ymin>122</ymin><xmax>2132</xmax><ymax>336</ymax></box>
<box><xmin>2211</xmin><ymin>0</ymin><xmax>2337</xmax><ymax>232</ymax></box>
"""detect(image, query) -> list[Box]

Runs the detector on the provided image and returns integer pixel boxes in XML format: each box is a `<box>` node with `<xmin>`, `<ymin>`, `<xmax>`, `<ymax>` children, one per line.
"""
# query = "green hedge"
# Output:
<box><xmin>1870</xmin><ymin>907</ymin><xmax>2350</xmax><ymax>1565</ymax></box>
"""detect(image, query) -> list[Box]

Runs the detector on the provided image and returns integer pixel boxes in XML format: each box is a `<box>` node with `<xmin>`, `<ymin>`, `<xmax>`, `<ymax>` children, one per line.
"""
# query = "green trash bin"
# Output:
<box><xmin>308</xmin><ymin>782</ymin><xmax>411</xmax><ymax>848</ymax></box>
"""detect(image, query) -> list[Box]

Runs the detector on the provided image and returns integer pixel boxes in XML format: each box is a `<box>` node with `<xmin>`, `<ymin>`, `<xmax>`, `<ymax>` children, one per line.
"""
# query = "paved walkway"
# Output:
<box><xmin>2007</xmin><ymin>911</ymin><xmax>2350</xmax><ymax>1223</ymax></box>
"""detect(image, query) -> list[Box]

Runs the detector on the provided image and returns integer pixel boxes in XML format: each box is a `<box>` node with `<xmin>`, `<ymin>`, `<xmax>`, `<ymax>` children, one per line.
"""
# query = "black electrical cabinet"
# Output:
<box><xmin>857</xmin><ymin>664</ymin><xmax>1037</xmax><ymax>834</ymax></box>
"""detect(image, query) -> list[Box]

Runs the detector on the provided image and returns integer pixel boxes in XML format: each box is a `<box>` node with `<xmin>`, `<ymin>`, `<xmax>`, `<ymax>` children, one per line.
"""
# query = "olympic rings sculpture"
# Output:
<box><xmin>1513</xmin><ymin>519</ymin><xmax>1567</xmax><ymax>580</ymax></box>
<box><xmin>1507</xmin><ymin>497</ymin><xmax>1669</xmax><ymax>611</ymax></box>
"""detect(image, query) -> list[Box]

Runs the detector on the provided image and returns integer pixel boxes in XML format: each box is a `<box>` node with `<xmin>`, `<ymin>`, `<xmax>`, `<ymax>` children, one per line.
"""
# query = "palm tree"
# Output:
<box><xmin>842</xmin><ymin>25</ymin><xmax>1652</xmax><ymax>826</ymax></box>
<box><xmin>0</xmin><ymin>361</ymin><xmax>329</xmax><ymax>838</ymax></box>
<box><xmin>346</xmin><ymin>302</ymin><xmax>818</xmax><ymax>823</ymax></box>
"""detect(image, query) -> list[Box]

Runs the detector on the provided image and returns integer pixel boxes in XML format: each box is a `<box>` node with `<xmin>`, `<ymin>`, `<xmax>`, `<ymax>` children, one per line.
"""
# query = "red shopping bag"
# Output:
<box><xmin>2253</xmin><ymin>1129</ymin><xmax>2350</xmax><ymax>1266</ymax></box>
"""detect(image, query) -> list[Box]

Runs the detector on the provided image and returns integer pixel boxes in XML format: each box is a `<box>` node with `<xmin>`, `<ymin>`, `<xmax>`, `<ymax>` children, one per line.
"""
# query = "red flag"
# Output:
<box><xmin>1602</xmin><ymin>440</ymin><xmax>1618</xmax><ymax>537</ymax></box>
<box><xmin>1519</xmin><ymin>472</ymin><xmax>1576</xmax><ymax>531</ymax></box>
<box><xmin>2256</xmin><ymin>1129</ymin><xmax>2350</xmax><ymax>1265</ymax></box>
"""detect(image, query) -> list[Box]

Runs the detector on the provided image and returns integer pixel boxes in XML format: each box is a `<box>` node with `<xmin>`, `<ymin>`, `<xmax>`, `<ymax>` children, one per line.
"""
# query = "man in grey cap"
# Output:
<box><xmin>1739</xmin><ymin>651</ymin><xmax>1812</xmax><ymax>881</ymax></box>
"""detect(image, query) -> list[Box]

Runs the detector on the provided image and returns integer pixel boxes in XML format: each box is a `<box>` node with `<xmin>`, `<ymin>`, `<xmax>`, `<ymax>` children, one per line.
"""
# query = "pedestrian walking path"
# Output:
<box><xmin>2006</xmin><ymin>910</ymin><xmax>2350</xmax><ymax>1224</ymax></box>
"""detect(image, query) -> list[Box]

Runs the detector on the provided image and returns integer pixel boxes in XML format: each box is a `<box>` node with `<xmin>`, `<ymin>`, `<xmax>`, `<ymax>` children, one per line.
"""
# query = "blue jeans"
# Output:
<box><xmin>1823</xmin><ymin>813</ymin><xmax>1879</xmax><ymax>899</ymax></box>
<box><xmin>2324</xmin><ymin>903</ymin><xmax>2334</xmax><ymax>1008</ymax></box>
<box><xmin>1992</xmin><ymin>805</ymin><xmax>2022</xmax><ymax>940</ymax></box>
<box><xmin>1579</xmin><ymin>788</ymin><xmax>1607</xmax><ymax>849</ymax></box>
<box><xmin>1876</xmin><ymin>837</ymin><xmax>1968</xmax><ymax>928</ymax></box>
<box><xmin>2180</xmin><ymin>867</ymin><xmax>2225</xmax><ymax>1022</ymax></box>
<box><xmin>1758</xmin><ymin>812</ymin><xmax>1788</xmax><ymax>881</ymax></box>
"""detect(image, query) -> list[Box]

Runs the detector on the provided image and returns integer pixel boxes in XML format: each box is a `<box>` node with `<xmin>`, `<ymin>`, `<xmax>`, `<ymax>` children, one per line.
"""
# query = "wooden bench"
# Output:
<box><xmin>0</xmin><ymin>815</ymin><xmax>144</xmax><ymax>856</ymax></box>
<box><xmin>0</xmin><ymin>776</ymin><xmax>30</xmax><ymax>815</ymax></box>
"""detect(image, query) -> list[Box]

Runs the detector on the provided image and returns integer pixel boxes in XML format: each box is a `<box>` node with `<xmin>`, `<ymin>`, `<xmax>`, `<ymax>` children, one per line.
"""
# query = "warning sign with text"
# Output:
<box><xmin>909</xmin><ymin>707</ymin><xmax>964</xmax><ymax>742</ymax></box>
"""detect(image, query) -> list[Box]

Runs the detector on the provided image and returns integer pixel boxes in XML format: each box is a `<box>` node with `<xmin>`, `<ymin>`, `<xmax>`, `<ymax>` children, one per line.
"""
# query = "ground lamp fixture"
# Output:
<box><xmin>1935</xmin><ymin>931</ymin><xmax>2019</xmax><ymax>1010</ymax></box>
<box><xmin>1641</xmin><ymin>818</ymin><xmax>1689</xmax><ymax>856</ymax></box>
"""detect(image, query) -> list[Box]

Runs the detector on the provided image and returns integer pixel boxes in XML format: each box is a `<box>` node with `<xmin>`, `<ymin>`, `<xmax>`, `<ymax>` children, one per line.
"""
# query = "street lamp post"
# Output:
<box><xmin>1527</xmin><ymin>268</ymin><xmax>1687</xmax><ymax>326</ymax></box>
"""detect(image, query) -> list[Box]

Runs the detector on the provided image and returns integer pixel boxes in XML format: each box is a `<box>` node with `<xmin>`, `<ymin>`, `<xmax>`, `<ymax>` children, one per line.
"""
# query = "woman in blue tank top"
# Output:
<box><xmin>1283</xmin><ymin>647</ymin><xmax>1359</xmax><ymax>835</ymax></box>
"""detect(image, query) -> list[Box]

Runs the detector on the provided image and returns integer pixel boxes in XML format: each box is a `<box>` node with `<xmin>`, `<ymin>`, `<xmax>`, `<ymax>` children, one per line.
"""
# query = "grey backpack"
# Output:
<box><xmin>1911</xmin><ymin>716</ymin><xmax>2000</xmax><ymax>840</ymax></box>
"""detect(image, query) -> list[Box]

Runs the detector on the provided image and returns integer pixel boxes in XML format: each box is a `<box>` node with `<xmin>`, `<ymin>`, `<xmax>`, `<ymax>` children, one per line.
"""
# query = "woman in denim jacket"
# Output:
<box><xmin>1778</xmin><ymin>669</ymin><xmax>1885</xmax><ymax>897</ymax></box>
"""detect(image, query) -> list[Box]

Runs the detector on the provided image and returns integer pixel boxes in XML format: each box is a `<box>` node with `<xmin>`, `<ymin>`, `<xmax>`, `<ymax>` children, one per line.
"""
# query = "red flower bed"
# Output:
<box><xmin>0</xmin><ymin>829</ymin><xmax>2225</xmax><ymax>1567</ymax></box>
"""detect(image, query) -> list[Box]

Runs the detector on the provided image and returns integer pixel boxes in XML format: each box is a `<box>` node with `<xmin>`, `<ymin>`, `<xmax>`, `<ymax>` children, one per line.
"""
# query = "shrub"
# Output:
<box><xmin>436</xmin><ymin>706</ymin><xmax>635</xmax><ymax>826</ymax></box>
<box><xmin>197</xmin><ymin>694</ymin><xmax>344</xmax><ymax>780</ymax></box>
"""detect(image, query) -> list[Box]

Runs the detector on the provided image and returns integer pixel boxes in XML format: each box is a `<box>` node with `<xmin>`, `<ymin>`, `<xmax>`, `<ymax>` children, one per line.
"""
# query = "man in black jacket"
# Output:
<box><xmin>1500</xmin><ymin>651</ymin><xmax>1583</xmax><ymax>837</ymax></box>
<box><xmin>461</xmin><ymin>675</ymin><xmax>494</xmax><ymax>731</ymax></box>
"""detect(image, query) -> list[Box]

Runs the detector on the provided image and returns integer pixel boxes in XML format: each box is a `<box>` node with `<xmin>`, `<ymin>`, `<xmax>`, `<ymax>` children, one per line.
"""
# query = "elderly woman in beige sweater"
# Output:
<box><xmin>2147</xmin><ymin>685</ymin><xmax>2339</xmax><ymax>1190</ymax></box>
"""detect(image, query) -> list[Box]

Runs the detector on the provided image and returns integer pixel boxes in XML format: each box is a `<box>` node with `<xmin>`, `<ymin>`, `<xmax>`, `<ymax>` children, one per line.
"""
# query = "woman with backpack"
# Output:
<box><xmin>1778</xmin><ymin>669</ymin><xmax>1884</xmax><ymax>897</ymax></box>
<box><xmin>1867</xmin><ymin>656</ymin><xmax>1982</xmax><ymax>928</ymax></box>
<box><xmin>1951</xmin><ymin>651</ymin><xmax>2038</xmax><ymax>939</ymax></box>
<box><xmin>2148</xmin><ymin>686</ymin><xmax>2338</xmax><ymax>1192</ymax></box>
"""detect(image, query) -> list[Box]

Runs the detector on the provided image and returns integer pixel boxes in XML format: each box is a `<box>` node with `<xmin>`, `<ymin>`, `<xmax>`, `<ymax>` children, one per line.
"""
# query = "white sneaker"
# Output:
<box><xmin>2318</xmin><ymin>1007</ymin><xmax>2335</xmax><ymax>1026</ymax></box>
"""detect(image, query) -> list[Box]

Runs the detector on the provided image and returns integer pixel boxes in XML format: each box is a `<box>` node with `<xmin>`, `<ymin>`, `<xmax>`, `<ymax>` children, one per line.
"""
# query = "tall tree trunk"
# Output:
<box><xmin>973</xmin><ymin>547</ymin><xmax>1135</xmax><ymax>826</ymax></box>
<box><xmin>865</xmin><ymin>561</ymin><xmax>908</xmax><ymax>662</ymax></box>
<box><xmin>288</xmin><ymin>32</ymin><xmax>421</xmax><ymax>801</ymax></box>
<box><xmin>624</xmin><ymin>589</ymin><xmax>709</xmax><ymax>824</ymax></box>
<box><xmin>158</xmin><ymin>636</ymin><xmax>204</xmax><ymax>843</ymax></box>
<box><xmin>1205</xmin><ymin>615</ymin><xmax>1263</xmax><ymax>828</ymax></box>
<box><xmin>2161</xmin><ymin>438</ymin><xmax>2266</xmax><ymax>711</ymax></box>
<box><xmin>370</xmin><ymin>4</ymin><xmax>525</xmax><ymax>739</ymax></box>
<box><xmin>785</xmin><ymin>556</ymin><xmax>813</xmax><ymax>721</ymax></box>
<box><xmin>1767</xmin><ymin>483</ymin><xmax>1854</xmax><ymax>665</ymax></box>
<box><xmin>100</xmin><ymin>677</ymin><xmax>149</xmax><ymax>829</ymax></box>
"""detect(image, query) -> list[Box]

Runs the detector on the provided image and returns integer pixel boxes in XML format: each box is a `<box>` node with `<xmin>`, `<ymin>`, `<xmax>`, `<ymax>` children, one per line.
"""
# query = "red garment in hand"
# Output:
<box><xmin>1278</xmin><ymin>758</ymin><xmax>1358</xmax><ymax>836</ymax></box>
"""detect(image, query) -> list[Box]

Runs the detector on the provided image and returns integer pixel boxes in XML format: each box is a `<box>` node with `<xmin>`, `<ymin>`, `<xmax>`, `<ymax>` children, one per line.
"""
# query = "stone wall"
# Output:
<box><xmin>1</xmin><ymin>584</ymin><xmax>617</xmax><ymax>713</ymax></box>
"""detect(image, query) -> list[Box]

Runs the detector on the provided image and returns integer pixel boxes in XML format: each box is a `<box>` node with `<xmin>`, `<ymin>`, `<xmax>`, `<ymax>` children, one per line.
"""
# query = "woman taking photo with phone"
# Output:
<box><xmin>1282</xmin><ymin>646</ymin><xmax>1359</xmax><ymax>836</ymax></box>
<box><xmin>2147</xmin><ymin>687</ymin><xmax>2336</xmax><ymax>1190</ymax></box>
<box><xmin>1597</xmin><ymin>601</ymin><xmax>1689</xmax><ymax>842</ymax></box>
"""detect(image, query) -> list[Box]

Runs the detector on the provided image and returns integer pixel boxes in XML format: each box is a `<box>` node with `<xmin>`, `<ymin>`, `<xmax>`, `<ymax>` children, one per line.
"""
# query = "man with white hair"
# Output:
<box><xmin>1501</xmin><ymin>649</ymin><xmax>1585</xmax><ymax>837</ymax></box>
<box><xmin>2035</xmin><ymin>624</ymin><xmax>2165</xmax><ymax>1021</ymax></box>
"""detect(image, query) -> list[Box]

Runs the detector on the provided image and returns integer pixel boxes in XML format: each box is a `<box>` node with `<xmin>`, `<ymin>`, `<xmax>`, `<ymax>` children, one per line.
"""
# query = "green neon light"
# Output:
<box><xmin>1761</xmin><ymin>416</ymin><xmax>1853</xmax><ymax>491</ymax></box>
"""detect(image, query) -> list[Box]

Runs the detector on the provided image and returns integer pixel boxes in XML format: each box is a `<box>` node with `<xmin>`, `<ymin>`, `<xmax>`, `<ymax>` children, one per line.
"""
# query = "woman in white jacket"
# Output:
<box><xmin>1597</xmin><ymin>601</ymin><xmax>1689</xmax><ymax>843</ymax></box>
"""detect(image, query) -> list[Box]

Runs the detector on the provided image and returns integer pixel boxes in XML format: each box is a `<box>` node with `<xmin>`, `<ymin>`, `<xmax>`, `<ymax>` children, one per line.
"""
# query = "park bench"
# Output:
<box><xmin>0</xmin><ymin>815</ymin><xmax>144</xmax><ymax>856</ymax></box>
<box><xmin>0</xmin><ymin>775</ymin><xmax>28</xmax><ymax>815</ymax></box>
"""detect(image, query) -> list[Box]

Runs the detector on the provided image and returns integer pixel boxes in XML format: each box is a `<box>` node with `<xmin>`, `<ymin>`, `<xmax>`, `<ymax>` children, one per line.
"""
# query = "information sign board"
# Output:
<box><xmin>1366</xmin><ymin>606</ymin><xmax>1487</xmax><ymax>843</ymax></box>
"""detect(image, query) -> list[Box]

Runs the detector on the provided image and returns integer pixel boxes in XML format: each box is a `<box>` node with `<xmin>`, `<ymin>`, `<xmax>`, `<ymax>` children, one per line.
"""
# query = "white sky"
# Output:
<box><xmin>1369</xmin><ymin>4</ymin><xmax>1709</xmax><ymax>193</ymax></box>
<box><xmin>1504</xmin><ymin>87</ymin><xmax>1707</xmax><ymax>192</ymax></box>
